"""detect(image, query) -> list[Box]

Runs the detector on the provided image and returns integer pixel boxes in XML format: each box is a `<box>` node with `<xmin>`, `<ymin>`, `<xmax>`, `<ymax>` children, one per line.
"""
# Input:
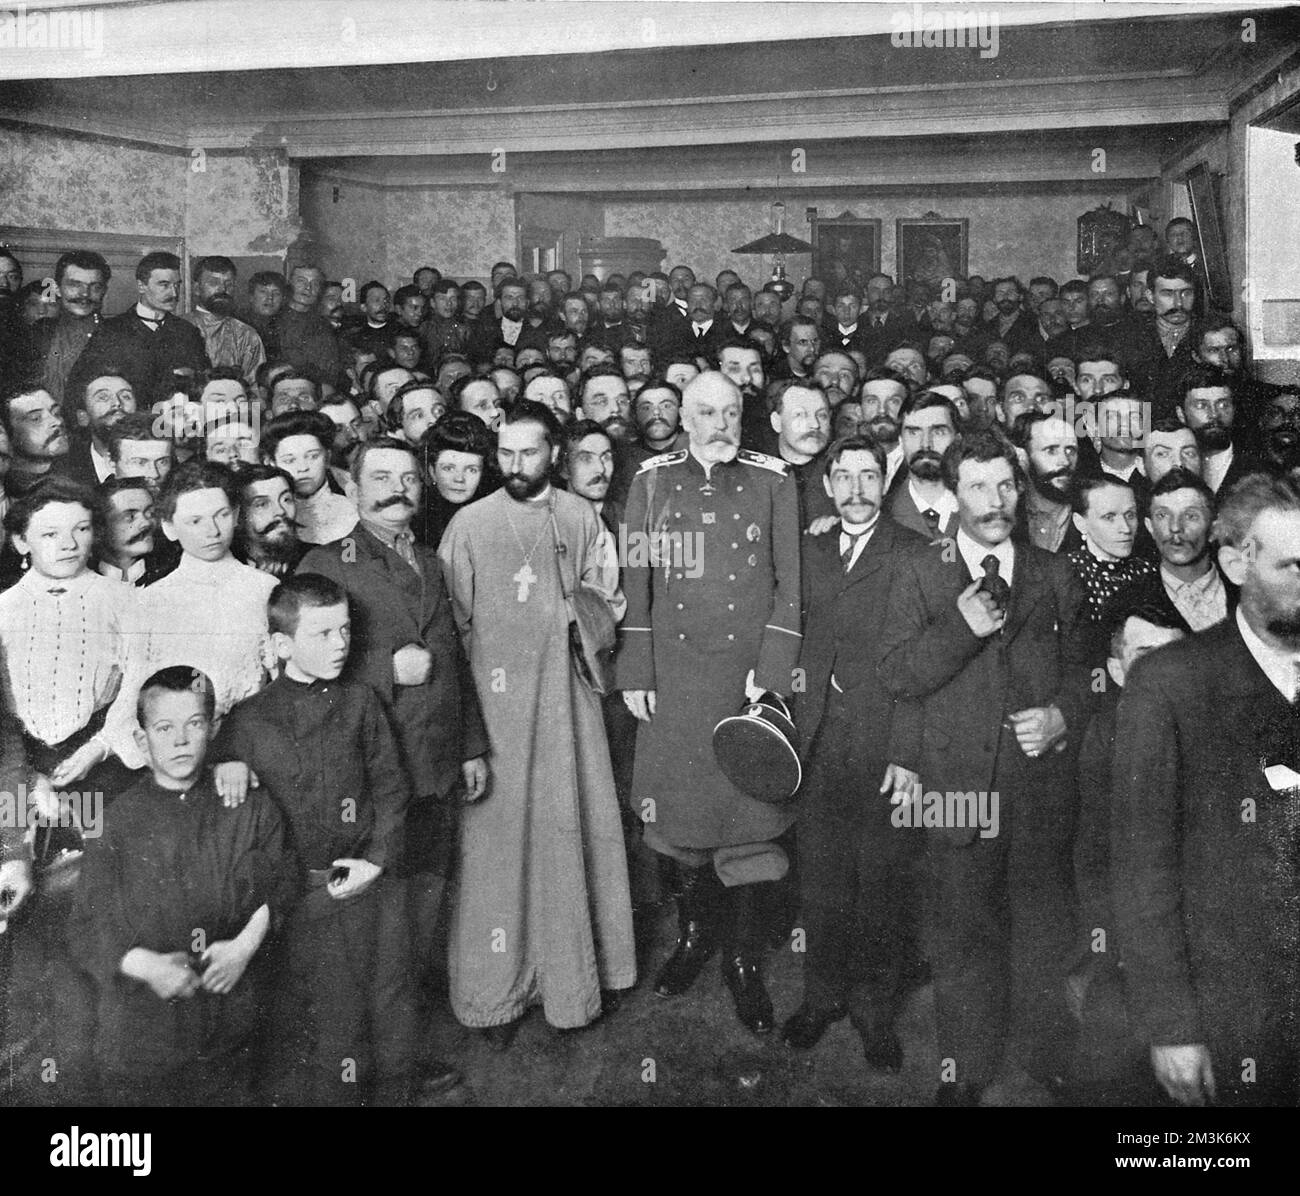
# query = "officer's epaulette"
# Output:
<box><xmin>635</xmin><ymin>448</ymin><xmax>688</xmax><ymax>474</ymax></box>
<box><xmin>736</xmin><ymin>448</ymin><xmax>790</xmax><ymax>476</ymax></box>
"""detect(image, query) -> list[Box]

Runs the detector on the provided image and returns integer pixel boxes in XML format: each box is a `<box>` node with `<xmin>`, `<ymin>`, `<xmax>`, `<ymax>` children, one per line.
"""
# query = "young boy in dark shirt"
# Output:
<box><xmin>214</xmin><ymin>573</ymin><xmax>436</xmax><ymax>1106</ymax></box>
<box><xmin>71</xmin><ymin>666</ymin><xmax>295</xmax><ymax>1107</ymax></box>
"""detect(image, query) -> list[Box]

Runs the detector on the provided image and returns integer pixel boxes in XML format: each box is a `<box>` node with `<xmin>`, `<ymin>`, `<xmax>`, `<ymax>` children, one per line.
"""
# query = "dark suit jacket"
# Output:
<box><xmin>1111</xmin><ymin>619</ymin><xmax>1300</xmax><ymax>1100</ymax></box>
<box><xmin>1207</xmin><ymin>446</ymin><xmax>1267</xmax><ymax>498</ymax></box>
<box><xmin>79</xmin><ymin>309</ymin><xmax>208</xmax><ymax>404</ymax></box>
<box><xmin>795</xmin><ymin>518</ymin><xmax>925</xmax><ymax>773</ymax></box>
<box><xmin>877</xmin><ymin>536</ymin><xmax>1093</xmax><ymax>843</ymax></box>
<box><xmin>970</xmin><ymin>311</ymin><xmax>1043</xmax><ymax>361</ymax></box>
<box><xmin>298</xmin><ymin>526</ymin><xmax>487</xmax><ymax>799</ymax></box>
<box><xmin>658</xmin><ymin>318</ymin><xmax>728</xmax><ymax>363</ymax></box>
<box><xmin>54</xmin><ymin>435</ymin><xmax>104</xmax><ymax>493</ymax></box>
<box><xmin>886</xmin><ymin>473</ymin><xmax>957</xmax><ymax>539</ymax></box>
<box><xmin>859</xmin><ymin>311</ymin><xmax>920</xmax><ymax>366</ymax></box>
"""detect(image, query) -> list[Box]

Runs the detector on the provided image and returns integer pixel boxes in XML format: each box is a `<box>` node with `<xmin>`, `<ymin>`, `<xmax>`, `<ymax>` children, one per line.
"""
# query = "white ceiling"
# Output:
<box><xmin>0</xmin><ymin>0</ymin><xmax>1276</xmax><ymax>79</ymax></box>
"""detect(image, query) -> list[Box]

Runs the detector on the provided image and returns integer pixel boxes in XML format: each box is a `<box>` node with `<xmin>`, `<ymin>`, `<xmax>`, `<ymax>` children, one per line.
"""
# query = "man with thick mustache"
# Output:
<box><xmin>879</xmin><ymin>430</ymin><xmax>1092</xmax><ymax>1106</ymax></box>
<box><xmin>92</xmin><ymin>475</ymin><xmax>174</xmax><ymax>586</ymax></box>
<box><xmin>298</xmin><ymin>438</ymin><xmax>487</xmax><ymax>1045</ymax></box>
<box><xmin>1011</xmin><ymin>411</ymin><xmax>1083</xmax><ymax>554</ymax></box>
<box><xmin>766</xmin><ymin>381</ymin><xmax>836</xmax><ymax>530</ymax></box>
<box><xmin>1114</xmin><ymin>468</ymin><xmax>1233</xmax><ymax>635</ymax></box>
<box><xmin>1126</xmin><ymin>256</ymin><xmax>1200</xmax><ymax>410</ymax></box>
<box><xmin>887</xmin><ymin>391</ymin><xmax>961</xmax><ymax>539</ymax></box>
<box><xmin>782</xmin><ymin>435</ymin><xmax>927</xmax><ymax>1068</ymax></box>
<box><xmin>29</xmin><ymin>250</ymin><xmax>110</xmax><ymax>414</ymax></box>
<box><xmin>80</xmin><ymin>251</ymin><xmax>208</xmax><ymax>405</ymax></box>
<box><xmin>618</xmin><ymin>372</ymin><xmax>802</xmax><ymax>1036</ymax></box>
<box><xmin>630</xmin><ymin>380</ymin><xmax>686</xmax><ymax>466</ymax></box>
<box><xmin>664</xmin><ymin>282</ymin><xmax>727</xmax><ymax>364</ymax></box>
<box><xmin>183</xmin><ymin>256</ymin><xmax>266</xmax><ymax>390</ymax></box>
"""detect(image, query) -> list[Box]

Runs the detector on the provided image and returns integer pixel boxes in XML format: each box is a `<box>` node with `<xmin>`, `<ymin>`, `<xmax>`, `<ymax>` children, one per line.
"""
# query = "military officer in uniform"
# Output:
<box><xmin>617</xmin><ymin>371</ymin><xmax>802</xmax><ymax>1034</ymax></box>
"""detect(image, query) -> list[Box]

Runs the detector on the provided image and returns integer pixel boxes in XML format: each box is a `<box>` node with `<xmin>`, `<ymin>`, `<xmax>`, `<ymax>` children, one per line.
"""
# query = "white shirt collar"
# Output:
<box><xmin>838</xmin><ymin>323</ymin><xmax>858</xmax><ymax>335</ymax></box>
<box><xmin>135</xmin><ymin>302</ymin><xmax>165</xmax><ymax>323</ymax></box>
<box><xmin>98</xmin><ymin>557</ymin><xmax>146</xmax><ymax>584</ymax></box>
<box><xmin>838</xmin><ymin>513</ymin><xmax>880</xmax><ymax>566</ymax></box>
<box><xmin>1236</xmin><ymin>607</ymin><xmax>1300</xmax><ymax>703</ymax></box>
<box><xmin>90</xmin><ymin>439</ymin><xmax>114</xmax><ymax>483</ymax></box>
<box><xmin>174</xmin><ymin>551</ymin><xmax>245</xmax><ymax>581</ymax></box>
<box><xmin>956</xmin><ymin>525</ymin><xmax>1014</xmax><ymax>582</ymax></box>
<box><xmin>692</xmin><ymin>319</ymin><xmax>713</xmax><ymax>334</ymax></box>
<box><xmin>1160</xmin><ymin>561</ymin><xmax>1219</xmax><ymax>595</ymax></box>
<box><xmin>884</xmin><ymin>442</ymin><xmax>905</xmax><ymax>492</ymax></box>
<box><xmin>1203</xmin><ymin>443</ymin><xmax>1234</xmax><ymax>492</ymax></box>
<box><xmin>907</xmin><ymin>477</ymin><xmax>958</xmax><ymax>521</ymax></box>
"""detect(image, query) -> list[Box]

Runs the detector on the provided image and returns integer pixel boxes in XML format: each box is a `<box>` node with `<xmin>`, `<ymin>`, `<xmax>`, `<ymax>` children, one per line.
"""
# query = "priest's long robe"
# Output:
<box><xmin>438</xmin><ymin>487</ymin><xmax>635</xmax><ymax>1029</ymax></box>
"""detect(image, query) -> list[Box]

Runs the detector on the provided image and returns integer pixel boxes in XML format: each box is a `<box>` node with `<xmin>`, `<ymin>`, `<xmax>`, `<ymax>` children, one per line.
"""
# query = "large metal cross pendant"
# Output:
<box><xmin>513</xmin><ymin>562</ymin><xmax>537</xmax><ymax>602</ymax></box>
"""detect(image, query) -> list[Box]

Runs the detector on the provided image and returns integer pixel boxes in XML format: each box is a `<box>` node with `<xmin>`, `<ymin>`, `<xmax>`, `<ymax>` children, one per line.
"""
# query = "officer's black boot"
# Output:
<box><xmin>653</xmin><ymin>862</ymin><xmax>719</xmax><ymax>998</ymax></box>
<box><xmin>721</xmin><ymin>882</ymin><xmax>775</xmax><ymax>1035</ymax></box>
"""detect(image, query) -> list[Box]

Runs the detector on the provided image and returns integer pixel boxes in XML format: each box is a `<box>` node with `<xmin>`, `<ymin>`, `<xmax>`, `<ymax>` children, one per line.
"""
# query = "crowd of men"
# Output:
<box><xmin>0</xmin><ymin>215</ymin><xmax>1296</xmax><ymax>1108</ymax></box>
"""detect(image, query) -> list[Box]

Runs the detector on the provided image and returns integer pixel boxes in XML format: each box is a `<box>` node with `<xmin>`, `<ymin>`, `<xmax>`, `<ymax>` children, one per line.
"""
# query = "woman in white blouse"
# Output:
<box><xmin>0</xmin><ymin>476</ymin><xmax>139</xmax><ymax>791</ymax></box>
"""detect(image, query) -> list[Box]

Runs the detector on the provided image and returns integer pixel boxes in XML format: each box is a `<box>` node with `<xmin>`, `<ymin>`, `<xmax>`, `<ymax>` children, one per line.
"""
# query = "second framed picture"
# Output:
<box><xmin>896</xmin><ymin>215</ymin><xmax>969</xmax><ymax>290</ymax></box>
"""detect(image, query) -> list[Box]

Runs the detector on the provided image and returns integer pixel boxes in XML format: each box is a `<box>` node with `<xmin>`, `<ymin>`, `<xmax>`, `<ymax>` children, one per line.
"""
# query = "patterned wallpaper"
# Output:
<box><xmin>1</xmin><ymin>126</ymin><xmax>302</xmax><ymax>265</ymax></box>
<box><xmin>604</xmin><ymin>188</ymin><xmax>1132</xmax><ymax>288</ymax></box>
<box><xmin>0</xmin><ymin>124</ymin><xmax>185</xmax><ymax>236</ymax></box>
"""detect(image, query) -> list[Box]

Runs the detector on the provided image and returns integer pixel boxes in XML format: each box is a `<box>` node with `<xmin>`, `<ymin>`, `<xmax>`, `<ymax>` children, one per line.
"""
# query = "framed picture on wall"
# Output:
<box><xmin>810</xmin><ymin>213</ymin><xmax>881</xmax><ymax>294</ymax></box>
<box><xmin>896</xmin><ymin>215</ymin><xmax>968</xmax><ymax>290</ymax></box>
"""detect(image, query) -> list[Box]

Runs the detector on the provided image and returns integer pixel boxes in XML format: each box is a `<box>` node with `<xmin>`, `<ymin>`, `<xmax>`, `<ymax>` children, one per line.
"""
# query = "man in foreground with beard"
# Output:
<box><xmin>439</xmin><ymin>401</ymin><xmax>635</xmax><ymax>1044</ymax></box>
<box><xmin>617</xmin><ymin>372</ymin><xmax>802</xmax><ymax>1035</ymax></box>
<box><xmin>1112</xmin><ymin>472</ymin><xmax>1300</xmax><ymax>1106</ymax></box>
<box><xmin>878</xmin><ymin>430</ymin><xmax>1092</xmax><ymax>1105</ymax></box>
<box><xmin>183</xmin><ymin>257</ymin><xmax>267</xmax><ymax>391</ymax></box>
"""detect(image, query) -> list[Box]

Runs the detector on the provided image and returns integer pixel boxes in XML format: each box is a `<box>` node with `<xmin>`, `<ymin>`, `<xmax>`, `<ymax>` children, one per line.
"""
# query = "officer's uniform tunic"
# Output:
<box><xmin>616</xmin><ymin>447</ymin><xmax>802</xmax><ymax>874</ymax></box>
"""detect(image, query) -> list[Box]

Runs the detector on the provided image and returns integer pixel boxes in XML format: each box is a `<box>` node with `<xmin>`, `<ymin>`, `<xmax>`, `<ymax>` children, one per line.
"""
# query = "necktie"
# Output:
<box><xmin>393</xmin><ymin>532</ymin><xmax>419</xmax><ymax>574</ymax></box>
<box><xmin>841</xmin><ymin>529</ymin><xmax>868</xmax><ymax>573</ymax></box>
<box><xmin>922</xmin><ymin>508</ymin><xmax>941</xmax><ymax>535</ymax></box>
<box><xmin>979</xmin><ymin>553</ymin><xmax>1010</xmax><ymax>613</ymax></box>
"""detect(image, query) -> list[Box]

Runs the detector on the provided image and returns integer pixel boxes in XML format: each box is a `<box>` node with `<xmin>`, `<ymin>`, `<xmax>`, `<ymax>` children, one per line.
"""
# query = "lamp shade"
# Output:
<box><xmin>731</xmin><ymin>231</ymin><xmax>814</xmax><ymax>256</ymax></box>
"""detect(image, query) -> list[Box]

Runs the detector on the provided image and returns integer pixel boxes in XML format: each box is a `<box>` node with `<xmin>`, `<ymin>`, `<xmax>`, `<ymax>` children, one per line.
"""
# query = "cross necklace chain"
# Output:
<box><xmin>504</xmin><ymin>498</ymin><xmax>553</xmax><ymax>602</ymax></box>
